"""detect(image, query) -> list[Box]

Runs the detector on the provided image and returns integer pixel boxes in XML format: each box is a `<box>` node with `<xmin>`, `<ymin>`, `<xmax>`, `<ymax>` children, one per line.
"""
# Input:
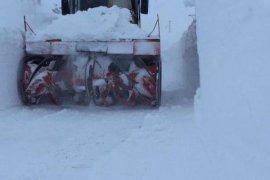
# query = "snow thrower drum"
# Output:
<box><xmin>20</xmin><ymin>0</ymin><xmax>161</xmax><ymax>107</ymax></box>
<box><xmin>20</xmin><ymin>39</ymin><xmax>162</xmax><ymax>107</ymax></box>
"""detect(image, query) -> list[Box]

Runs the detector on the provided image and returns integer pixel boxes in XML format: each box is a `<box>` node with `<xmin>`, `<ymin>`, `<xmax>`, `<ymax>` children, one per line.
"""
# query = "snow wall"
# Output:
<box><xmin>180</xmin><ymin>19</ymin><xmax>199</xmax><ymax>99</ymax></box>
<box><xmin>0</xmin><ymin>29</ymin><xmax>23</xmax><ymax>109</ymax></box>
<box><xmin>196</xmin><ymin>0</ymin><xmax>270</xmax><ymax>122</ymax></box>
<box><xmin>0</xmin><ymin>0</ymin><xmax>57</xmax><ymax>109</ymax></box>
<box><xmin>195</xmin><ymin>0</ymin><xmax>270</xmax><ymax>177</ymax></box>
<box><xmin>0</xmin><ymin>1</ymin><xmax>25</xmax><ymax>109</ymax></box>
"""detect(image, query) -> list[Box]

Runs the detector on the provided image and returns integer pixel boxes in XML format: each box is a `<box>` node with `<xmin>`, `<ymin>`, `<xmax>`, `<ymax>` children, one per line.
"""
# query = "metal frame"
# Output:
<box><xmin>26</xmin><ymin>39</ymin><xmax>161</xmax><ymax>56</ymax></box>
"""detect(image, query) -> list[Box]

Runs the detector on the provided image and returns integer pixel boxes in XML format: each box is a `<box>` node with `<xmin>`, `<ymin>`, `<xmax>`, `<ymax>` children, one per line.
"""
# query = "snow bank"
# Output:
<box><xmin>0</xmin><ymin>0</ymin><xmax>56</xmax><ymax>109</ymax></box>
<box><xmin>196</xmin><ymin>0</ymin><xmax>270</xmax><ymax>178</ymax></box>
<box><xmin>0</xmin><ymin>0</ymin><xmax>25</xmax><ymax>109</ymax></box>
<box><xmin>27</xmin><ymin>6</ymin><xmax>148</xmax><ymax>41</ymax></box>
<box><xmin>197</xmin><ymin>0</ymin><xmax>270</xmax><ymax>123</ymax></box>
<box><xmin>0</xmin><ymin>29</ymin><xmax>23</xmax><ymax>109</ymax></box>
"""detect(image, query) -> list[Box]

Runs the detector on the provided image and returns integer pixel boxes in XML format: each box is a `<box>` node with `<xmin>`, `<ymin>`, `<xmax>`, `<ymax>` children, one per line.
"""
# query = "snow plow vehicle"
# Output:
<box><xmin>19</xmin><ymin>0</ymin><xmax>161</xmax><ymax>107</ymax></box>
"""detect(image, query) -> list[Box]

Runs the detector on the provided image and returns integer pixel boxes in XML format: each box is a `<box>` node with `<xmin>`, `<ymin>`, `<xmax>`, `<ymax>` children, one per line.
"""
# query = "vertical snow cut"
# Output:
<box><xmin>180</xmin><ymin>19</ymin><xmax>200</xmax><ymax>99</ymax></box>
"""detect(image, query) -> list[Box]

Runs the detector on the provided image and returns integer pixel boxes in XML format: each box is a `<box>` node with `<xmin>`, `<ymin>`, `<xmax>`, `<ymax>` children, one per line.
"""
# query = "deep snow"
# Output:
<box><xmin>0</xmin><ymin>29</ymin><xmax>23</xmax><ymax>109</ymax></box>
<box><xmin>195</xmin><ymin>0</ymin><xmax>270</xmax><ymax>179</ymax></box>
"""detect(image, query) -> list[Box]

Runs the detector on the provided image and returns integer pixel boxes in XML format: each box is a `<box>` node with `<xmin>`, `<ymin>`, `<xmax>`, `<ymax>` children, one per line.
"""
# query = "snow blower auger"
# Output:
<box><xmin>19</xmin><ymin>0</ymin><xmax>161</xmax><ymax>107</ymax></box>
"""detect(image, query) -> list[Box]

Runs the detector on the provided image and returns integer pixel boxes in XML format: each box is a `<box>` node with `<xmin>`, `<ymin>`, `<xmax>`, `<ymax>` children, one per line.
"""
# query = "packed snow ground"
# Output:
<box><xmin>0</xmin><ymin>94</ymin><xmax>195</xmax><ymax>180</ymax></box>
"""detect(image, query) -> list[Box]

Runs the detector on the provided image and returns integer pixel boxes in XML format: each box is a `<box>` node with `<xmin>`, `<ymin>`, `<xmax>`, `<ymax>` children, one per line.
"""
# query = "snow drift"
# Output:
<box><xmin>196</xmin><ymin>0</ymin><xmax>270</xmax><ymax>179</ymax></box>
<box><xmin>196</xmin><ymin>0</ymin><xmax>270</xmax><ymax>123</ymax></box>
<box><xmin>27</xmin><ymin>6</ymin><xmax>148</xmax><ymax>41</ymax></box>
<box><xmin>0</xmin><ymin>29</ymin><xmax>23</xmax><ymax>109</ymax></box>
<box><xmin>0</xmin><ymin>1</ymin><xmax>25</xmax><ymax>109</ymax></box>
<box><xmin>0</xmin><ymin>0</ymin><xmax>57</xmax><ymax>109</ymax></box>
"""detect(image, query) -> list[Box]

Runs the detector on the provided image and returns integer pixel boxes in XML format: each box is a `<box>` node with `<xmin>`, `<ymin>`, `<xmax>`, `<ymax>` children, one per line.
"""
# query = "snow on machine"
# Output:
<box><xmin>20</xmin><ymin>0</ymin><xmax>161</xmax><ymax>107</ymax></box>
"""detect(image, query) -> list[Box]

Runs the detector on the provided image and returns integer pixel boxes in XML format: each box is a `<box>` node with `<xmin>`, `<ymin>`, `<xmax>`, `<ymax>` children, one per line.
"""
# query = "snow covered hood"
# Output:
<box><xmin>26</xmin><ymin>6</ymin><xmax>148</xmax><ymax>42</ymax></box>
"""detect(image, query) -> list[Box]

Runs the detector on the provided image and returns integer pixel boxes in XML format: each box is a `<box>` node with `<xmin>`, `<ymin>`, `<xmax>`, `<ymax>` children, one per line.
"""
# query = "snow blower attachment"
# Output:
<box><xmin>20</xmin><ymin>0</ymin><xmax>161</xmax><ymax>107</ymax></box>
